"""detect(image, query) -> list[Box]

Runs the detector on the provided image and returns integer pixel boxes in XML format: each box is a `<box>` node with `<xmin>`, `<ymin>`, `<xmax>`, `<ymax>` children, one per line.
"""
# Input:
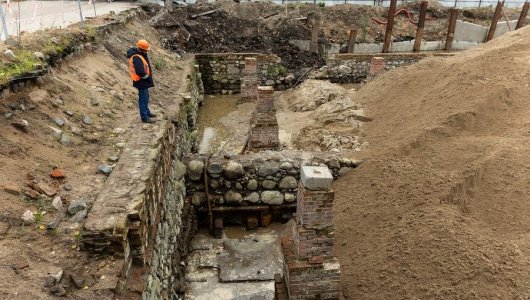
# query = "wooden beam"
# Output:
<box><xmin>382</xmin><ymin>0</ymin><xmax>398</xmax><ymax>53</ymax></box>
<box><xmin>413</xmin><ymin>1</ymin><xmax>428</xmax><ymax>52</ymax></box>
<box><xmin>485</xmin><ymin>1</ymin><xmax>504</xmax><ymax>42</ymax></box>
<box><xmin>445</xmin><ymin>8</ymin><xmax>459</xmax><ymax>51</ymax></box>
<box><xmin>347</xmin><ymin>29</ymin><xmax>358</xmax><ymax>53</ymax></box>
<box><xmin>191</xmin><ymin>9</ymin><xmax>218</xmax><ymax>19</ymax></box>
<box><xmin>310</xmin><ymin>20</ymin><xmax>320</xmax><ymax>54</ymax></box>
<box><xmin>516</xmin><ymin>1</ymin><xmax>530</xmax><ymax>29</ymax></box>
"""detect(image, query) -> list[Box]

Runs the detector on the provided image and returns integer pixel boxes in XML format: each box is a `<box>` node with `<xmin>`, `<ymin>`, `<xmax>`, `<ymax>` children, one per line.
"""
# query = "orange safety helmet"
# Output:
<box><xmin>137</xmin><ymin>39</ymin><xmax>151</xmax><ymax>52</ymax></box>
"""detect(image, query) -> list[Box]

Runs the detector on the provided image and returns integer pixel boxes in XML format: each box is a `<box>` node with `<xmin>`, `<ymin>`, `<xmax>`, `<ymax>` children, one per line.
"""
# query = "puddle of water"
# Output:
<box><xmin>197</xmin><ymin>95</ymin><xmax>239</xmax><ymax>154</ymax></box>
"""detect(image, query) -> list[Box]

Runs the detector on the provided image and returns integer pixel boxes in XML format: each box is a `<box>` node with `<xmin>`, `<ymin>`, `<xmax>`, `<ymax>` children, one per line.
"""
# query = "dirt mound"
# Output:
<box><xmin>333</xmin><ymin>26</ymin><xmax>530</xmax><ymax>299</ymax></box>
<box><xmin>154</xmin><ymin>0</ymin><xmax>521</xmax><ymax>66</ymax></box>
<box><xmin>276</xmin><ymin>80</ymin><xmax>367</xmax><ymax>151</ymax></box>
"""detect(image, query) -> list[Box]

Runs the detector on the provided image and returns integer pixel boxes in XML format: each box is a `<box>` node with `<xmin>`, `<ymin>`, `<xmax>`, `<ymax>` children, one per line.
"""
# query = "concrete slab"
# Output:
<box><xmin>390</xmin><ymin>41</ymin><xmax>414</xmax><ymax>52</ymax></box>
<box><xmin>186</xmin><ymin>279</ymin><xmax>275</xmax><ymax>300</ymax></box>
<box><xmin>218</xmin><ymin>233</ymin><xmax>283</xmax><ymax>282</ymax></box>
<box><xmin>454</xmin><ymin>20</ymin><xmax>487</xmax><ymax>42</ymax></box>
<box><xmin>185</xmin><ymin>228</ymin><xmax>283</xmax><ymax>300</ymax></box>
<box><xmin>300</xmin><ymin>165</ymin><xmax>333</xmax><ymax>191</ymax></box>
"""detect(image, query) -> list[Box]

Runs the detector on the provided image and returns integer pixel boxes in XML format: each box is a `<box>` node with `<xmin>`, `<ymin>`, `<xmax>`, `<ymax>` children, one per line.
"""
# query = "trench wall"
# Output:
<box><xmin>195</xmin><ymin>53</ymin><xmax>295</xmax><ymax>94</ymax></box>
<box><xmin>183</xmin><ymin>151</ymin><xmax>359</xmax><ymax>207</ymax></box>
<box><xmin>0</xmin><ymin>8</ymin><xmax>143</xmax><ymax>96</ymax></box>
<box><xmin>82</xmin><ymin>63</ymin><xmax>203</xmax><ymax>298</ymax></box>
<box><xmin>323</xmin><ymin>52</ymin><xmax>454</xmax><ymax>83</ymax></box>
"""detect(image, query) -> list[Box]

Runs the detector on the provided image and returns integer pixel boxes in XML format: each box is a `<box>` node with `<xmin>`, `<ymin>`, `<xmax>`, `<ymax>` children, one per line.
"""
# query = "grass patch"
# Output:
<box><xmin>0</xmin><ymin>50</ymin><xmax>42</xmax><ymax>85</ymax></box>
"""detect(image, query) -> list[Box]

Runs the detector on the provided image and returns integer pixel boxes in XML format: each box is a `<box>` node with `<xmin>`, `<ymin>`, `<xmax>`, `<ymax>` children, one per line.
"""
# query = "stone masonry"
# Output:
<box><xmin>195</xmin><ymin>53</ymin><xmax>294</xmax><ymax>94</ymax></box>
<box><xmin>240</xmin><ymin>57</ymin><xmax>258</xmax><ymax>104</ymax></box>
<box><xmin>249</xmin><ymin>86</ymin><xmax>280</xmax><ymax>151</ymax></box>
<box><xmin>281</xmin><ymin>166</ymin><xmax>341</xmax><ymax>299</ymax></box>
<box><xmin>82</xmin><ymin>65</ymin><xmax>203</xmax><ymax>299</ymax></box>
<box><xmin>323</xmin><ymin>52</ymin><xmax>454</xmax><ymax>83</ymax></box>
<box><xmin>184</xmin><ymin>151</ymin><xmax>360</xmax><ymax>207</ymax></box>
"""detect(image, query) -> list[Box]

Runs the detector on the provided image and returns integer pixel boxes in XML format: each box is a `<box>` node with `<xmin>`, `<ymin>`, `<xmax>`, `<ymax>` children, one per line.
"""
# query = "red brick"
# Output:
<box><xmin>50</xmin><ymin>169</ymin><xmax>66</xmax><ymax>178</ymax></box>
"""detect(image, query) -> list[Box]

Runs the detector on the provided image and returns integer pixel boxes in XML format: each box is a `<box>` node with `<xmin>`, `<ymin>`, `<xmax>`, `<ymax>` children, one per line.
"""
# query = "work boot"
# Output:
<box><xmin>142</xmin><ymin>118</ymin><xmax>155</xmax><ymax>124</ymax></box>
<box><xmin>148</xmin><ymin>113</ymin><xmax>157</xmax><ymax>118</ymax></box>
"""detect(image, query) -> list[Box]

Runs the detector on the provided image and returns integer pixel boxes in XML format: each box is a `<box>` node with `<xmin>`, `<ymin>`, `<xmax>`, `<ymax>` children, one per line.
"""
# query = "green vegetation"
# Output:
<box><xmin>318</xmin><ymin>1</ymin><xmax>325</xmax><ymax>7</ymax></box>
<box><xmin>0</xmin><ymin>50</ymin><xmax>42</xmax><ymax>85</ymax></box>
<box><xmin>34</xmin><ymin>211</ymin><xmax>44</xmax><ymax>225</ymax></box>
<box><xmin>267</xmin><ymin>64</ymin><xmax>287</xmax><ymax>77</ymax></box>
<box><xmin>153</xmin><ymin>58</ymin><xmax>165</xmax><ymax>70</ymax></box>
<box><xmin>0</xmin><ymin>27</ymin><xmax>95</xmax><ymax>86</ymax></box>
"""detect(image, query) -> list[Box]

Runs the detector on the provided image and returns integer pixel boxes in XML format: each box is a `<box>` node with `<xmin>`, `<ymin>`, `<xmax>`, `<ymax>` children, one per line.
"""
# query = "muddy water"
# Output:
<box><xmin>197</xmin><ymin>94</ymin><xmax>240</xmax><ymax>154</ymax></box>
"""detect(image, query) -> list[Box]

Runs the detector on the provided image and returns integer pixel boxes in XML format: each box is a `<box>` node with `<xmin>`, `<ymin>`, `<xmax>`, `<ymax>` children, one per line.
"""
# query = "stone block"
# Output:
<box><xmin>300</xmin><ymin>166</ymin><xmax>333</xmax><ymax>191</ymax></box>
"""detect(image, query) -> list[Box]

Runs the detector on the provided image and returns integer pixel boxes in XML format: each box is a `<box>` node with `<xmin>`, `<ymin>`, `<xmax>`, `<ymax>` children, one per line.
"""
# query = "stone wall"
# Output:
<box><xmin>183</xmin><ymin>151</ymin><xmax>359</xmax><ymax>207</ymax></box>
<box><xmin>195</xmin><ymin>53</ymin><xmax>295</xmax><ymax>94</ymax></box>
<box><xmin>322</xmin><ymin>52</ymin><xmax>454</xmax><ymax>83</ymax></box>
<box><xmin>82</xmin><ymin>63</ymin><xmax>203</xmax><ymax>299</ymax></box>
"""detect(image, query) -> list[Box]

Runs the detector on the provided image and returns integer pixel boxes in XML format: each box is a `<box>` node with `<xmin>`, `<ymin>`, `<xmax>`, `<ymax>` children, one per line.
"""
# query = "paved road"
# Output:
<box><xmin>1</xmin><ymin>0</ymin><xmax>138</xmax><ymax>38</ymax></box>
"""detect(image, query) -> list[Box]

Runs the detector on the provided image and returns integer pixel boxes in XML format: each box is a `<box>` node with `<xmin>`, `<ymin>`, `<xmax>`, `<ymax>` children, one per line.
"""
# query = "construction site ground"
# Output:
<box><xmin>0</xmin><ymin>1</ymin><xmax>530</xmax><ymax>299</ymax></box>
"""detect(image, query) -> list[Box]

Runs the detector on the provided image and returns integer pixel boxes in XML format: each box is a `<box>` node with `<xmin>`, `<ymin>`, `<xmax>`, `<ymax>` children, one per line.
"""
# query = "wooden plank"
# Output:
<box><xmin>310</xmin><ymin>20</ymin><xmax>320</xmax><ymax>54</ymax></box>
<box><xmin>191</xmin><ymin>9</ymin><xmax>218</xmax><ymax>19</ymax></box>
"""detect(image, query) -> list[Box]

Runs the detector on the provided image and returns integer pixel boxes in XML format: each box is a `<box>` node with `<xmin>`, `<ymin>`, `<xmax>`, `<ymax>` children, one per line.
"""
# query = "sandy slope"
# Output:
<box><xmin>333</xmin><ymin>26</ymin><xmax>530</xmax><ymax>299</ymax></box>
<box><xmin>0</xmin><ymin>19</ymin><xmax>189</xmax><ymax>299</ymax></box>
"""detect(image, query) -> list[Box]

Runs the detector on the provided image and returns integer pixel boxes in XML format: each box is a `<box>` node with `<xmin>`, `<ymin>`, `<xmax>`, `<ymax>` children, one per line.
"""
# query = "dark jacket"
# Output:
<box><xmin>126</xmin><ymin>47</ymin><xmax>154</xmax><ymax>89</ymax></box>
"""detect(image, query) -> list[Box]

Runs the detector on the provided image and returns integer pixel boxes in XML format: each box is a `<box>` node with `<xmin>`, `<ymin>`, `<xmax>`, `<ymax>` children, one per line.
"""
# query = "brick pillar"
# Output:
<box><xmin>248</xmin><ymin>86</ymin><xmax>279</xmax><ymax>150</ymax></box>
<box><xmin>240</xmin><ymin>57</ymin><xmax>258</xmax><ymax>104</ymax></box>
<box><xmin>368</xmin><ymin>56</ymin><xmax>385</xmax><ymax>79</ymax></box>
<box><xmin>281</xmin><ymin>166</ymin><xmax>341</xmax><ymax>300</ymax></box>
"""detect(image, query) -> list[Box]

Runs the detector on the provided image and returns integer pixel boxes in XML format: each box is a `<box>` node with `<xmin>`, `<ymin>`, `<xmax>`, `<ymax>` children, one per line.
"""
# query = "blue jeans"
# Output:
<box><xmin>138</xmin><ymin>88</ymin><xmax>151</xmax><ymax>121</ymax></box>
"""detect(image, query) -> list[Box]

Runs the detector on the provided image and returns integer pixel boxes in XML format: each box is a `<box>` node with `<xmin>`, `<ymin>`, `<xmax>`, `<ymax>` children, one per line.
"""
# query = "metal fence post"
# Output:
<box><xmin>92</xmin><ymin>0</ymin><xmax>97</xmax><ymax>18</ymax></box>
<box><xmin>0</xmin><ymin>4</ymin><xmax>9</xmax><ymax>41</ymax></box>
<box><xmin>77</xmin><ymin>0</ymin><xmax>84</xmax><ymax>28</ymax></box>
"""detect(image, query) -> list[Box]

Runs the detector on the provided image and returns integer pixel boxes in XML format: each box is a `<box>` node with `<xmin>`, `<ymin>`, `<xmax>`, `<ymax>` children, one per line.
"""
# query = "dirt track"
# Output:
<box><xmin>333</xmin><ymin>25</ymin><xmax>530</xmax><ymax>299</ymax></box>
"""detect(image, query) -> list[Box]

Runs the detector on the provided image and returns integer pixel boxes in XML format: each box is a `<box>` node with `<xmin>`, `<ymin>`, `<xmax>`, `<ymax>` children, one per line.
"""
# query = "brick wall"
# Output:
<box><xmin>249</xmin><ymin>86</ymin><xmax>280</xmax><ymax>150</ymax></box>
<box><xmin>368</xmin><ymin>56</ymin><xmax>385</xmax><ymax>77</ymax></box>
<box><xmin>240</xmin><ymin>57</ymin><xmax>258</xmax><ymax>104</ymax></box>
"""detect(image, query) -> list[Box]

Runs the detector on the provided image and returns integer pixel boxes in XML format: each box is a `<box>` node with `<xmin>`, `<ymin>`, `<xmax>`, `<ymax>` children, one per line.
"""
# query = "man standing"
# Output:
<box><xmin>127</xmin><ymin>39</ymin><xmax>156</xmax><ymax>123</ymax></box>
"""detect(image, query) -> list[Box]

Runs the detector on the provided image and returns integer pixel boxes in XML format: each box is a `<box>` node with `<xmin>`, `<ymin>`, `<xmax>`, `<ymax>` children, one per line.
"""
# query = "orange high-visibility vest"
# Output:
<box><xmin>129</xmin><ymin>54</ymin><xmax>151</xmax><ymax>81</ymax></box>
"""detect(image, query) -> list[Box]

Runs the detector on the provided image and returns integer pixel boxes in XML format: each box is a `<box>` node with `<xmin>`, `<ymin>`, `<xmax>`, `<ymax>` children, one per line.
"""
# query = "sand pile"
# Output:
<box><xmin>333</xmin><ymin>26</ymin><xmax>530</xmax><ymax>299</ymax></box>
